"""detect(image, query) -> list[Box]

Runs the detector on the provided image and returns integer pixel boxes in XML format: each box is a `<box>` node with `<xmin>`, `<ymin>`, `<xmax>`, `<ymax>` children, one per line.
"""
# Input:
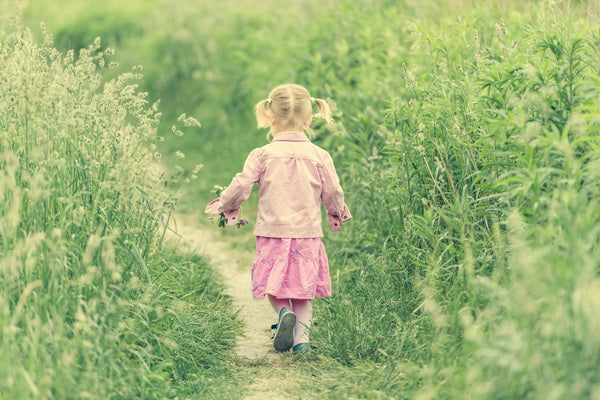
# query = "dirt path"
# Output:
<box><xmin>170</xmin><ymin>213</ymin><xmax>306</xmax><ymax>400</ymax></box>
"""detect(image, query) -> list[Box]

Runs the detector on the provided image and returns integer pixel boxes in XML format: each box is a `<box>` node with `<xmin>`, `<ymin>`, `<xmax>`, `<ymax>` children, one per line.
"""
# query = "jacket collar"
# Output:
<box><xmin>271</xmin><ymin>131</ymin><xmax>310</xmax><ymax>142</ymax></box>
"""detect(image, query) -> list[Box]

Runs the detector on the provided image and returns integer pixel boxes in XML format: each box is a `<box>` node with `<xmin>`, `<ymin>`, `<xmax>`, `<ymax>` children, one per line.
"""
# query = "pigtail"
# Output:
<box><xmin>313</xmin><ymin>98</ymin><xmax>333</xmax><ymax>125</ymax></box>
<box><xmin>255</xmin><ymin>99</ymin><xmax>271</xmax><ymax>128</ymax></box>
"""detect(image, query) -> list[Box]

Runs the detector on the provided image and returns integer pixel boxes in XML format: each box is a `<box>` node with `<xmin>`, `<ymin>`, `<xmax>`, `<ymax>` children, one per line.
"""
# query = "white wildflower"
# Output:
<box><xmin>414</xmin><ymin>145</ymin><xmax>425</xmax><ymax>155</ymax></box>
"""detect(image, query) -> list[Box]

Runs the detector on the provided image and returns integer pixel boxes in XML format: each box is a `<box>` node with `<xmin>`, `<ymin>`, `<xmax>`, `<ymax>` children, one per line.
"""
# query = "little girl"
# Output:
<box><xmin>208</xmin><ymin>83</ymin><xmax>351</xmax><ymax>354</ymax></box>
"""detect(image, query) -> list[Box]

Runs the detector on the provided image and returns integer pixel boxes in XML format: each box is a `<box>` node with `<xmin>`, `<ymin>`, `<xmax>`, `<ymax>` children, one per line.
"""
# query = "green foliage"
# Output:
<box><xmin>14</xmin><ymin>0</ymin><xmax>600</xmax><ymax>398</ymax></box>
<box><xmin>305</xmin><ymin>3</ymin><xmax>600</xmax><ymax>399</ymax></box>
<box><xmin>0</xmin><ymin>28</ymin><xmax>238</xmax><ymax>398</ymax></box>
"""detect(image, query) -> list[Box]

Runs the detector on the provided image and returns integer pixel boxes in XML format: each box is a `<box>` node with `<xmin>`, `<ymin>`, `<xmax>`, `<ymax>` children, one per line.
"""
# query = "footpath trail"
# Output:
<box><xmin>170</xmin><ymin>213</ymin><xmax>309</xmax><ymax>400</ymax></box>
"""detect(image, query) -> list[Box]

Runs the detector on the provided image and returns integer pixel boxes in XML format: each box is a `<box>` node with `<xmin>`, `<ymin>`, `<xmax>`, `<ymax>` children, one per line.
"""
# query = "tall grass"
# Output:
<box><xmin>300</xmin><ymin>2</ymin><xmax>600</xmax><ymax>399</ymax></box>
<box><xmin>17</xmin><ymin>0</ymin><xmax>600</xmax><ymax>398</ymax></box>
<box><xmin>0</xmin><ymin>25</ymin><xmax>238</xmax><ymax>398</ymax></box>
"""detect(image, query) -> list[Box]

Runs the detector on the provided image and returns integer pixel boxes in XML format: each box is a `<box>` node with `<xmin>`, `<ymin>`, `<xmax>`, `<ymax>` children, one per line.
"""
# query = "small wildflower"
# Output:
<box><xmin>495</xmin><ymin>20</ymin><xmax>506</xmax><ymax>39</ymax></box>
<box><xmin>175</xmin><ymin>151</ymin><xmax>185</xmax><ymax>159</ymax></box>
<box><xmin>453</xmin><ymin>122</ymin><xmax>461</xmax><ymax>134</ymax></box>
<box><xmin>213</xmin><ymin>185</ymin><xmax>227</xmax><ymax>196</ymax></box>
<box><xmin>178</xmin><ymin>113</ymin><xmax>202</xmax><ymax>127</ymax></box>
<box><xmin>404</xmin><ymin>20</ymin><xmax>417</xmax><ymax>32</ymax></box>
<box><xmin>414</xmin><ymin>145</ymin><xmax>425</xmax><ymax>155</ymax></box>
<box><xmin>367</xmin><ymin>147</ymin><xmax>380</xmax><ymax>161</ymax></box>
<box><xmin>403</xmin><ymin>64</ymin><xmax>416</xmax><ymax>90</ymax></box>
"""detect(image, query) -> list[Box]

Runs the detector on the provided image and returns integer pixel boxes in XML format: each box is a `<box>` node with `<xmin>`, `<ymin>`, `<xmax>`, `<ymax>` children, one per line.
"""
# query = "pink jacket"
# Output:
<box><xmin>212</xmin><ymin>131</ymin><xmax>351</xmax><ymax>238</ymax></box>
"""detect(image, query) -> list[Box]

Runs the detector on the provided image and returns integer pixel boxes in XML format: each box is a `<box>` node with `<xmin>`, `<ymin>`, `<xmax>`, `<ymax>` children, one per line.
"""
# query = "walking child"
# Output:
<box><xmin>206</xmin><ymin>84</ymin><xmax>351</xmax><ymax>354</ymax></box>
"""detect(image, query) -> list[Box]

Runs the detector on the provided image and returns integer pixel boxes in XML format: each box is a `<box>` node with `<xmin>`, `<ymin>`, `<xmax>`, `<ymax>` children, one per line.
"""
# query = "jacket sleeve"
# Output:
<box><xmin>327</xmin><ymin>204</ymin><xmax>352</xmax><ymax>231</ymax></box>
<box><xmin>319</xmin><ymin>153</ymin><xmax>351</xmax><ymax>230</ymax></box>
<box><xmin>218</xmin><ymin>148</ymin><xmax>262</xmax><ymax>212</ymax></box>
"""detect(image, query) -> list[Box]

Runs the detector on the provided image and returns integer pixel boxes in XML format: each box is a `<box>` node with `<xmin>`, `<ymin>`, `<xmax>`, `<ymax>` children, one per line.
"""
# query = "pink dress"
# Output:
<box><xmin>205</xmin><ymin>131</ymin><xmax>351</xmax><ymax>301</ymax></box>
<box><xmin>251</xmin><ymin>236</ymin><xmax>332</xmax><ymax>300</ymax></box>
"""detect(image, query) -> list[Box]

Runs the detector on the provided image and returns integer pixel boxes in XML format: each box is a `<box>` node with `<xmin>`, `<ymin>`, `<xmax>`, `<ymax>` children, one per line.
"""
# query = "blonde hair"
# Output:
<box><xmin>255</xmin><ymin>84</ymin><xmax>333</xmax><ymax>139</ymax></box>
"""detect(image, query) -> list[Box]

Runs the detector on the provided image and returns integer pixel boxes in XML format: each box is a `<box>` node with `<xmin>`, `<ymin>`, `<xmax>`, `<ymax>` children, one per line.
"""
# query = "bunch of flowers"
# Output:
<box><xmin>208</xmin><ymin>185</ymin><xmax>247</xmax><ymax>228</ymax></box>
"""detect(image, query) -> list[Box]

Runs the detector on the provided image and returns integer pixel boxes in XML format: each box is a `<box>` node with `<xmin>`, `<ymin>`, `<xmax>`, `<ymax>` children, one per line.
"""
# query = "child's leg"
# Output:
<box><xmin>267</xmin><ymin>294</ymin><xmax>291</xmax><ymax>313</ymax></box>
<box><xmin>269</xmin><ymin>295</ymin><xmax>296</xmax><ymax>352</ymax></box>
<box><xmin>291</xmin><ymin>299</ymin><xmax>312</xmax><ymax>345</ymax></box>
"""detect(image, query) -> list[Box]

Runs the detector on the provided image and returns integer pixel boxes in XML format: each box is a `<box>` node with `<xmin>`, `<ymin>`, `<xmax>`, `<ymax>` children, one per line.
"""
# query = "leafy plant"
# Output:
<box><xmin>0</xmin><ymin>25</ymin><xmax>238</xmax><ymax>398</ymax></box>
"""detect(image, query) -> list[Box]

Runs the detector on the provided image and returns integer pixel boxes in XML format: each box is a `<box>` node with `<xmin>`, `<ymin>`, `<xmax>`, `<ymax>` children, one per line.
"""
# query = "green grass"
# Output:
<box><xmin>10</xmin><ymin>0</ymin><xmax>600</xmax><ymax>398</ymax></box>
<box><xmin>0</xmin><ymin>26</ymin><xmax>240</xmax><ymax>398</ymax></box>
<box><xmin>304</xmin><ymin>3</ymin><xmax>600</xmax><ymax>399</ymax></box>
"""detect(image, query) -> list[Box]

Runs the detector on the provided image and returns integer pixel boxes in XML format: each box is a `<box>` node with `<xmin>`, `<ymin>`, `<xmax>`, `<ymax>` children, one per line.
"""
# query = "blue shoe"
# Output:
<box><xmin>273</xmin><ymin>307</ymin><xmax>296</xmax><ymax>351</ymax></box>
<box><xmin>292</xmin><ymin>342</ymin><xmax>316</xmax><ymax>355</ymax></box>
<box><xmin>273</xmin><ymin>307</ymin><xmax>296</xmax><ymax>352</ymax></box>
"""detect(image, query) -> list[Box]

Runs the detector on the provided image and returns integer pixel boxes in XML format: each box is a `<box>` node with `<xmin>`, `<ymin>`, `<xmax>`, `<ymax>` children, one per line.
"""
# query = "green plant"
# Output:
<box><xmin>0</xmin><ymin>26</ymin><xmax>239</xmax><ymax>398</ymax></box>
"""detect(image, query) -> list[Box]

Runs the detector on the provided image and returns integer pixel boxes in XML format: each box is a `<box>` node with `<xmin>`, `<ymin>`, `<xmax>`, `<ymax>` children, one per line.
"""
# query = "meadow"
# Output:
<box><xmin>0</xmin><ymin>9</ymin><xmax>239</xmax><ymax>399</ymax></box>
<box><xmin>3</xmin><ymin>0</ymin><xmax>600</xmax><ymax>398</ymax></box>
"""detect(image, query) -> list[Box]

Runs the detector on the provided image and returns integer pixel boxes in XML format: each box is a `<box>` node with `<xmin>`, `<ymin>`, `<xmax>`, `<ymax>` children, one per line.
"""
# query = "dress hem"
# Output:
<box><xmin>253</xmin><ymin>291</ymin><xmax>333</xmax><ymax>300</ymax></box>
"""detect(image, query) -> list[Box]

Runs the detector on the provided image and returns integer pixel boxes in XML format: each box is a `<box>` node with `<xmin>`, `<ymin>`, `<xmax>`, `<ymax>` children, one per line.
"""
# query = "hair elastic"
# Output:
<box><xmin>310</xmin><ymin>97</ymin><xmax>315</xmax><ymax>104</ymax></box>
<box><xmin>266</xmin><ymin>98</ymin><xmax>272</xmax><ymax>106</ymax></box>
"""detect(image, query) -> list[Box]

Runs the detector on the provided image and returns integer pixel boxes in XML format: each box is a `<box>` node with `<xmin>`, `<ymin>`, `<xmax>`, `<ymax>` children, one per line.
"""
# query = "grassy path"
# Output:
<box><xmin>170</xmin><ymin>213</ymin><xmax>311</xmax><ymax>400</ymax></box>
